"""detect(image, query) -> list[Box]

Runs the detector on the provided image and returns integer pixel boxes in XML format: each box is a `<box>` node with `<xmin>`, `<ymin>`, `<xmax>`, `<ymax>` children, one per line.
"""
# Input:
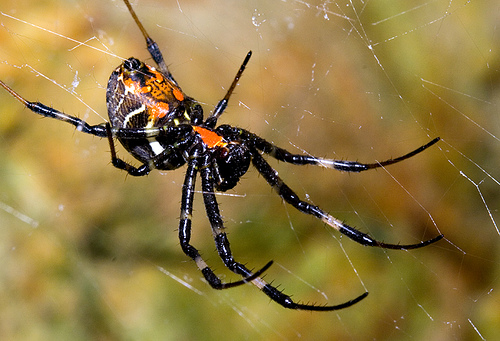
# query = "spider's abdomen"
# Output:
<box><xmin>106</xmin><ymin>57</ymin><xmax>202</xmax><ymax>167</ymax></box>
<box><xmin>106</xmin><ymin>57</ymin><xmax>197</xmax><ymax>129</ymax></box>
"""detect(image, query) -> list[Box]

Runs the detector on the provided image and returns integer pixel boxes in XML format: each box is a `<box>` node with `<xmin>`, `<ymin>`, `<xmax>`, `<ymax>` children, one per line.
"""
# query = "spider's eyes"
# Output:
<box><xmin>123</xmin><ymin>57</ymin><xmax>143</xmax><ymax>72</ymax></box>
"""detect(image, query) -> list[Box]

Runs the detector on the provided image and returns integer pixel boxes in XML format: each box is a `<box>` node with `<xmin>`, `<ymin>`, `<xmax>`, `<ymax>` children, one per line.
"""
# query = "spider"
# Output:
<box><xmin>0</xmin><ymin>0</ymin><xmax>443</xmax><ymax>311</ymax></box>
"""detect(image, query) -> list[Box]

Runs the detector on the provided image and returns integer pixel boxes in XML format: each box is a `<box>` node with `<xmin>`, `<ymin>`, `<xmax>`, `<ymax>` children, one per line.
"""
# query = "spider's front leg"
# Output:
<box><xmin>0</xmin><ymin>79</ymin><xmax>107</xmax><ymax>137</ymax></box>
<box><xmin>250</xmin><ymin>148</ymin><xmax>443</xmax><ymax>249</ymax></box>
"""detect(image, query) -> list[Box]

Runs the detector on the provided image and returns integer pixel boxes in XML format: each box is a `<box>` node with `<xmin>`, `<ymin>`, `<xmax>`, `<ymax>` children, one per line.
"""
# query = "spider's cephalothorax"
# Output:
<box><xmin>0</xmin><ymin>0</ymin><xmax>443</xmax><ymax>311</ymax></box>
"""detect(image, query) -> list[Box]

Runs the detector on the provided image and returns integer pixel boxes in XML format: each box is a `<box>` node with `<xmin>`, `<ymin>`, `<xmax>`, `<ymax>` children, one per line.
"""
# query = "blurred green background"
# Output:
<box><xmin>0</xmin><ymin>0</ymin><xmax>498</xmax><ymax>340</ymax></box>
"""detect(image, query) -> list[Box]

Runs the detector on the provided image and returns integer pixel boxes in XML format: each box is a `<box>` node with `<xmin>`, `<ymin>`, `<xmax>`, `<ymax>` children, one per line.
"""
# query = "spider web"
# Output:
<box><xmin>0</xmin><ymin>0</ymin><xmax>498</xmax><ymax>339</ymax></box>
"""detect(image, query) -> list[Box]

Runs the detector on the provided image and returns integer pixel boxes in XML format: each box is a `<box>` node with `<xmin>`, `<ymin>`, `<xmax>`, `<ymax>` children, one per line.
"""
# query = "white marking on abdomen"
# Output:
<box><xmin>148</xmin><ymin>140</ymin><xmax>165</xmax><ymax>155</ymax></box>
<box><xmin>122</xmin><ymin>104</ymin><xmax>146</xmax><ymax>127</ymax></box>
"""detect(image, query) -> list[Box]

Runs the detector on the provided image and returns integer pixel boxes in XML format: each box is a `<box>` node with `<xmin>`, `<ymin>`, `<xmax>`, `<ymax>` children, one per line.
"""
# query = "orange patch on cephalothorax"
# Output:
<box><xmin>193</xmin><ymin>126</ymin><xmax>227</xmax><ymax>149</ymax></box>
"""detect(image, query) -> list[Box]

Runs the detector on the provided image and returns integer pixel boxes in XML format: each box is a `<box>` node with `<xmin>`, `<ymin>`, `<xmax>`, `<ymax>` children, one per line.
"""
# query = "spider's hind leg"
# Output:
<box><xmin>250</xmin><ymin>148</ymin><xmax>443</xmax><ymax>249</ymax></box>
<box><xmin>198</xmin><ymin>152</ymin><xmax>367</xmax><ymax>310</ymax></box>
<box><xmin>179</xmin><ymin>149</ymin><xmax>272</xmax><ymax>289</ymax></box>
<box><xmin>217</xmin><ymin>126</ymin><xmax>439</xmax><ymax>173</ymax></box>
<box><xmin>247</xmin><ymin>129</ymin><xmax>440</xmax><ymax>173</ymax></box>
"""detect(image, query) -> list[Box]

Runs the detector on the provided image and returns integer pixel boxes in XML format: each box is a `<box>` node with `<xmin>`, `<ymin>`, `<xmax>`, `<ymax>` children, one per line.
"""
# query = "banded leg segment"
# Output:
<box><xmin>0</xmin><ymin>79</ymin><xmax>107</xmax><ymax>137</ymax></box>
<box><xmin>179</xmin><ymin>150</ymin><xmax>269</xmax><ymax>289</ymax></box>
<box><xmin>205</xmin><ymin>51</ymin><xmax>253</xmax><ymax>129</ymax></box>
<box><xmin>198</xmin><ymin>154</ymin><xmax>367</xmax><ymax>310</ymax></box>
<box><xmin>250</xmin><ymin>149</ymin><xmax>443</xmax><ymax>249</ymax></box>
<box><xmin>123</xmin><ymin>0</ymin><xmax>175</xmax><ymax>83</ymax></box>
<box><xmin>226</xmin><ymin>125</ymin><xmax>439</xmax><ymax>172</ymax></box>
<box><xmin>198</xmin><ymin>154</ymin><xmax>272</xmax><ymax>282</ymax></box>
<box><xmin>214</xmin><ymin>125</ymin><xmax>439</xmax><ymax>172</ymax></box>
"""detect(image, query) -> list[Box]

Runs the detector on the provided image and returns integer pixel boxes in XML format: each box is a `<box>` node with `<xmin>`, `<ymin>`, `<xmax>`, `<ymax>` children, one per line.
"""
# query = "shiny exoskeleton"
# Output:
<box><xmin>0</xmin><ymin>0</ymin><xmax>443</xmax><ymax>311</ymax></box>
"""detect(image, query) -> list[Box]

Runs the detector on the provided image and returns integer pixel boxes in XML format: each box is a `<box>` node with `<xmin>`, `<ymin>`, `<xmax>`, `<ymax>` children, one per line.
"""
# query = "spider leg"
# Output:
<box><xmin>178</xmin><ymin>148</ymin><xmax>272</xmax><ymax>289</ymax></box>
<box><xmin>105</xmin><ymin>123</ymin><xmax>151</xmax><ymax>176</ymax></box>
<box><xmin>250</xmin><ymin>148</ymin><xmax>443</xmax><ymax>249</ymax></box>
<box><xmin>0</xmin><ymin>79</ymin><xmax>107</xmax><ymax>137</ymax></box>
<box><xmin>214</xmin><ymin>125</ymin><xmax>439</xmax><ymax>172</ymax></box>
<box><xmin>197</xmin><ymin>153</ymin><xmax>367</xmax><ymax>310</ymax></box>
<box><xmin>205</xmin><ymin>51</ymin><xmax>252</xmax><ymax>129</ymax></box>
<box><xmin>123</xmin><ymin>0</ymin><xmax>175</xmax><ymax>84</ymax></box>
<box><xmin>312</xmin><ymin>137</ymin><xmax>440</xmax><ymax>172</ymax></box>
<box><xmin>247</xmin><ymin>127</ymin><xmax>439</xmax><ymax>172</ymax></box>
<box><xmin>106</xmin><ymin>124</ymin><xmax>197</xmax><ymax>176</ymax></box>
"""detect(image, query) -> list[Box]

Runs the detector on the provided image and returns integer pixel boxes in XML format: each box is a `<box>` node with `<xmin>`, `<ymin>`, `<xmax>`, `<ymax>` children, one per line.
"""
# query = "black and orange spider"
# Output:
<box><xmin>0</xmin><ymin>0</ymin><xmax>443</xmax><ymax>311</ymax></box>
